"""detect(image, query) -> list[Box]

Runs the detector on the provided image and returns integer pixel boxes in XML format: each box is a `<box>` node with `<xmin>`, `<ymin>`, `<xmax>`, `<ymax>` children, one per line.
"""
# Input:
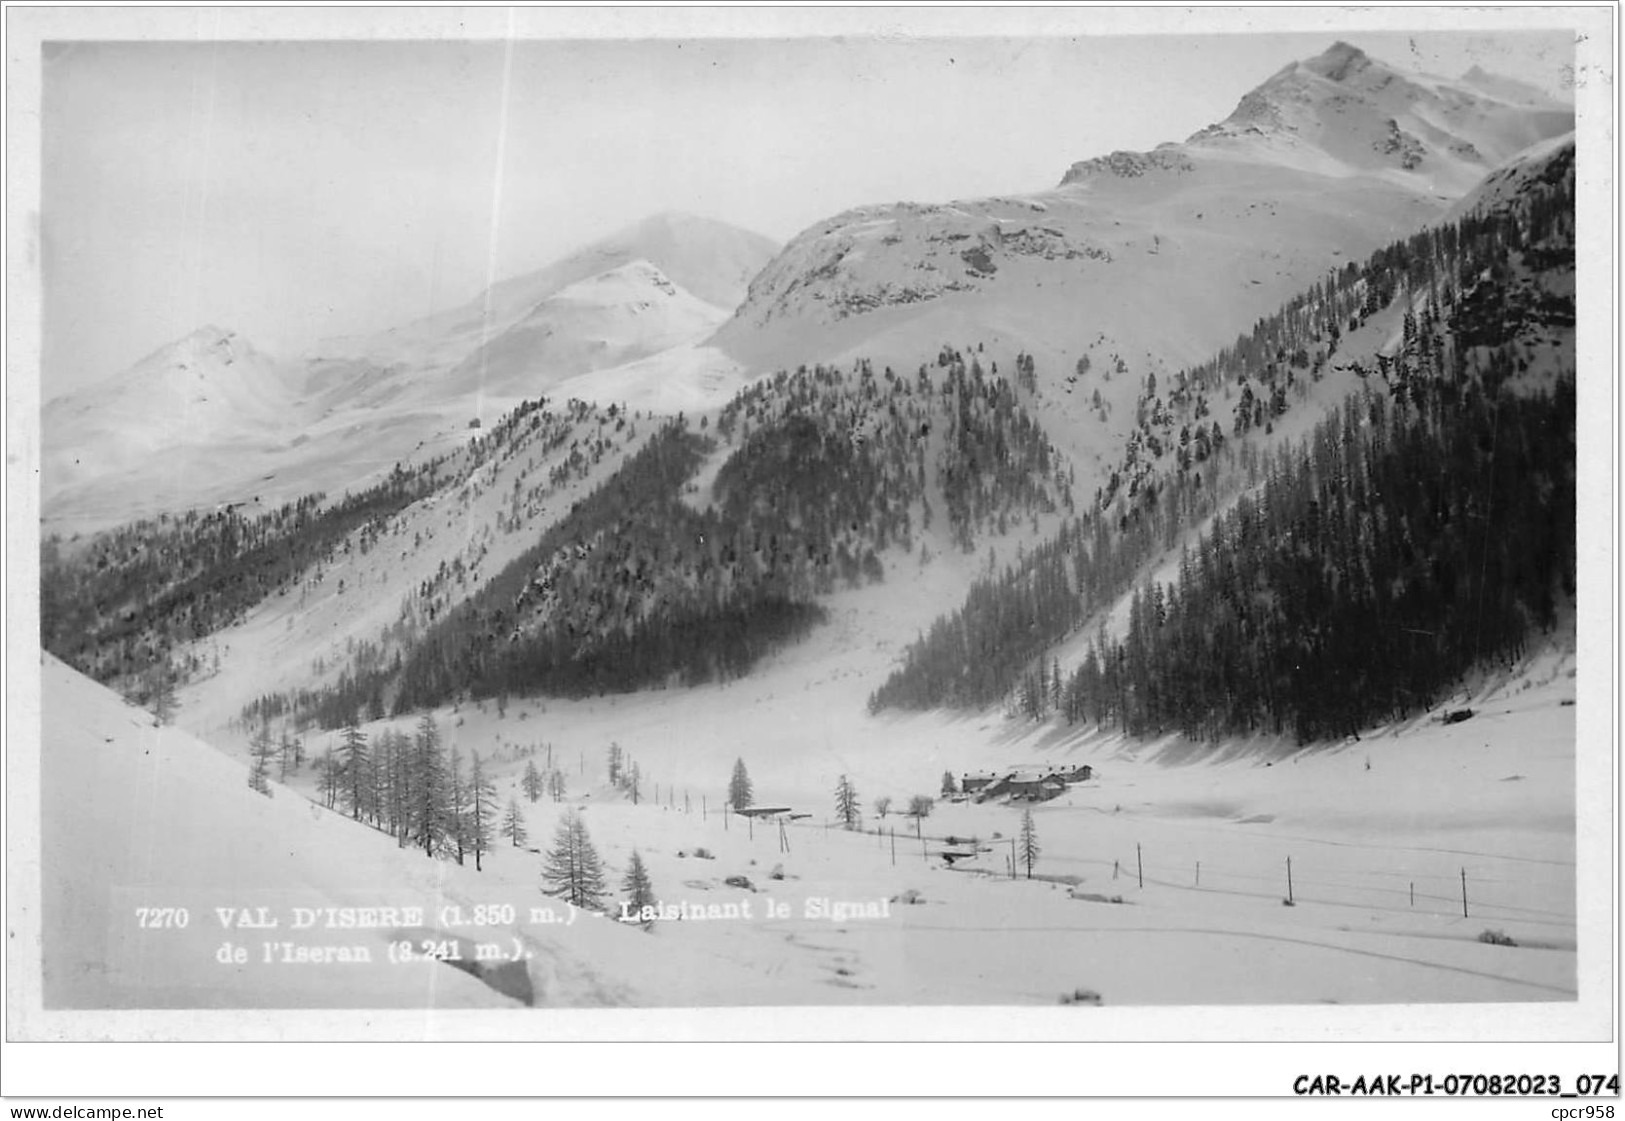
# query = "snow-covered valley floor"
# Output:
<box><xmin>36</xmin><ymin>610</ymin><xmax>1579</xmax><ymax>1013</ymax></box>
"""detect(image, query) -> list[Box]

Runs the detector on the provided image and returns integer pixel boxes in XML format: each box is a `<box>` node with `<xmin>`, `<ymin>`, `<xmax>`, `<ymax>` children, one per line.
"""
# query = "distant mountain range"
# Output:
<box><xmin>42</xmin><ymin>43</ymin><xmax>1571</xmax><ymax>538</ymax></box>
<box><xmin>42</xmin><ymin>214</ymin><xmax>780</xmax><ymax>533</ymax></box>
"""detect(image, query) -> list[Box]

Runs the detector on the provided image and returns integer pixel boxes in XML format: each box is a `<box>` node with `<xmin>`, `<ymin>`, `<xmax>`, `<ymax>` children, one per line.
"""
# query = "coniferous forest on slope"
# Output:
<box><xmin>38</xmin><ymin>397</ymin><xmax>587</xmax><ymax>702</ymax></box>
<box><xmin>40</xmin><ymin>133</ymin><xmax>1577</xmax><ymax>752</ymax></box>
<box><xmin>870</xmin><ymin>144</ymin><xmax>1575</xmax><ymax>742</ymax></box>
<box><xmin>39</xmin><ymin>462</ymin><xmax>449</xmax><ymax>694</ymax></box>
<box><xmin>297</xmin><ymin>354</ymin><xmax>1069</xmax><ymax>723</ymax></box>
<box><xmin>1063</xmin><ymin>371</ymin><xmax>1573</xmax><ymax>743</ymax></box>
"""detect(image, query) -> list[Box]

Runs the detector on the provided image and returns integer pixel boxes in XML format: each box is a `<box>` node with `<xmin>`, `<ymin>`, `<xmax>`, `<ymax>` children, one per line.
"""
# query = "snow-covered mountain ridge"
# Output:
<box><xmin>42</xmin><ymin>215</ymin><xmax>778</xmax><ymax>535</ymax></box>
<box><xmin>307</xmin><ymin>212</ymin><xmax>776</xmax><ymax>405</ymax></box>
<box><xmin>711</xmin><ymin>43</ymin><xmax>1573</xmax><ymax>377</ymax></box>
<box><xmin>415</xmin><ymin>259</ymin><xmax>730</xmax><ymax>407</ymax></box>
<box><xmin>1181</xmin><ymin>40</ymin><xmax>1571</xmax><ymax>190</ymax></box>
<box><xmin>42</xmin><ymin>326</ymin><xmax>306</xmax><ymax>530</ymax></box>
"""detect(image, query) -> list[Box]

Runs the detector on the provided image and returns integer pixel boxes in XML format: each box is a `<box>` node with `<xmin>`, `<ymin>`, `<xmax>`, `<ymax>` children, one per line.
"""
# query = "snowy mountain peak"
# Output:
<box><xmin>623</xmin><ymin>210</ymin><xmax>750</xmax><ymax>246</ymax></box>
<box><xmin>309</xmin><ymin>213</ymin><xmax>777</xmax><ymax>375</ymax></box>
<box><xmin>553</xmin><ymin>259</ymin><xmax>682</xmax><ymax>304</ymax></box>
<box><xmin>537</xmin><ymin>212</ymin><xmax>781</xmax><ymax>312</ymax></box>
<box><xmin>129</xmin><ymin>324</ymin><xmax>255</xmax><ymax>374</ymax></box>
<box><xmin>1179</xmin><ymin>40</ymin><xmax>1573</xmax><ymax>192</ymax></box>
<box><xmin>429</xmin><ymin>257</ymin><xmax>729</xmax><ymax>402</ymax></box>
<box><xmin>1055</xmin><ymin>41</ymin><xmax>1568</xmax><ymax>193</ymax></box>
<box><xmin>1302</xmin><ymin>40</ymin><xmax>1371</xmax><ymax>82</ymax></box>
<box><xmin>1204</xmin><ymin>41</ymin><xmax>1424</xmax><ymax>140</ymax></box>
<box><xmin>86</xmin><ymin>325</ymin><xmax>290</xmax><ymax>406</ymax></box>
<box><xmin>43</xmin><ymin>324</ymin><xmax>303</xmax><ymax>525</ymax></box>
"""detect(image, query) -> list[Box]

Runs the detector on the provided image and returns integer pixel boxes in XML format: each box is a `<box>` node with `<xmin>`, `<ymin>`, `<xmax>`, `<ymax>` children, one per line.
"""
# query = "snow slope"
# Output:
<box><xmin>549</xmin><ymin>340</ymin><xmax>752</xmax><ymax>416</ymax></box>
<box><xmin>38</xmin><ymin>655</ymin><xmax>510</xmax><ymax>1009</ymax></box>
<box><xmin>36</xmin><ymin>654</ymin><xmax>843</xmax><ymax>1014</ymax></box>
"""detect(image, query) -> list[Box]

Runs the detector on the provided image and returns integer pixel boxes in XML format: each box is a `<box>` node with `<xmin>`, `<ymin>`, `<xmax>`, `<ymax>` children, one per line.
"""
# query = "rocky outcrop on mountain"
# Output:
<box><xmin>1058</xmin><ymin>147</ymin><xmax>1196</xmax><ymax>186</ymax></box>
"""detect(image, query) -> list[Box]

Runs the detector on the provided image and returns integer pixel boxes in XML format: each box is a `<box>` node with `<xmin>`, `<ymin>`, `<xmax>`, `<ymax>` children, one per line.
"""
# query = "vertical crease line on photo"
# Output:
<box><xmin>472</xmin><ymin>12</ymin><xmax>518</xmax><ymax>441</ymax></box>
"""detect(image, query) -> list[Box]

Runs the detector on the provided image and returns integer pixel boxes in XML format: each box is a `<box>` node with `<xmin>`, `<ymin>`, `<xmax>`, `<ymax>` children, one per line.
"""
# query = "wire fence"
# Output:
<box><xmin>627</xmin><ymin>783</ymin><xmax>1576</xmax><ymax>944</ymax></box>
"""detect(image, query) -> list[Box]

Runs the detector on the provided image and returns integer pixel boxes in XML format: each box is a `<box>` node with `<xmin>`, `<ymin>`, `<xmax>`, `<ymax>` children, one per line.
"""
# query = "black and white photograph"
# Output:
<box><xmin>4</xmin><ymin>3</ymin><xmax>1617</xmax><ymax>1099</ymax></box>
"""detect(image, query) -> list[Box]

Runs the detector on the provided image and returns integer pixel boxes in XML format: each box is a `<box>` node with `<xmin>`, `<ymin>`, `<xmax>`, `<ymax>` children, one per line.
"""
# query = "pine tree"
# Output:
<box><xmin>411</xmin><ymin>713</ymin><xmax>448</xmax><ymax>858</ymax></box>
<box><xmin>386</xmin><ymin>730</ymin><xmax>411</xmax><ymax>845</ymax></box>
<box><xmin>365</xmin><ymin>736</ymin><xmax>388</xmax><ymax>829</ymax></box>
<box><xmin>522</xmin><ymin>758</ymin><xmax>544</xmax><ymax>803</ymax></box>
<box><xmin>626</xmin><ymin>762</ymin><xmax>641</xmax><ymax>805</ymax></box>
<box><xmin>834</xmin><ymin>774</ymin><xmax>860</xmax><ymax>830</ymax></box>
<box><xmin>277</xmin><ymin>730</ymin><xmax>300</xmax><ymax>781</ymax></box>
<box><xmin>1019</xmin><ymin>808</ymin><xmax>1040</xmax><ymax>879</ymax></box>
<box><xmin>150</xmin><ymin>663</ymin><xmax>178</xmax><ymax>727</ymax></box>
<box><xmin>547</xmin><ymin>767</ymin><xmax>567</xmax><ymax>802</ymax></box>
<box><xmin>501</xmin><ymin>796</ymin><xmax>528</xmax><ymax>847</ymax></box>
<box><xmin>469</xmin><ymin>751</ymin><xmax>497</xmax><ymax>871</ymax></box>
<box><xmin>542</xmin><ymin>809</ymin><xmax>607</xmax><ymax>910</ymax></box>
<box><xmin>621</xmin><ymin>849</ymin><xmax>657</xmax><ymax>929</ymax></box>
<box><xmin>940</xmin><ymin>770</ymin><xmax>958</xmax><ymax>798</ymax></box>
<box><xmin>247</xmin><ymin>721</ymin><xmax>274</xmax><ymax>797</ymax></box>
<box><xmin>728</xmin><ymin>758</ymin><xmax>753</xmax><ymax>810</ymax></box>
<box><xmin>607</xmin><ymin>742</ymin><xmax>623</xmax><ymax>787</ymax></box>
<box><xmin>318</xmin><ymin>745</ymin><xmax>338</xmax><ymax>809</ymax></box>
<box><xmin>447</xmin><ymin>745</ymin><xmax>468</xmax><ymax>866</ymax></box>
<box><xmin>338</xmin><ymin>717</ymin><xmax>369</xmax><ymax>820</ymax></box>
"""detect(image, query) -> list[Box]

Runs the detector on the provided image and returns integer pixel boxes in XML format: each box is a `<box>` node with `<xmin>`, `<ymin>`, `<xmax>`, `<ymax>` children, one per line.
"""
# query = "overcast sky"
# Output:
<box><xmin>32</xmin><ymin>10</ymin><xmax>1578</xmax><ymax>397</ymax></box>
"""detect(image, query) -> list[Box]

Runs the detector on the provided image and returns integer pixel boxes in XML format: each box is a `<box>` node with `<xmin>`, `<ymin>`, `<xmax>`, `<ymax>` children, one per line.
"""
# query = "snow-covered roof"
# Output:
<box><xmin>1004</xmin><ymin>771</ymin><xmax>1053</xmax><ymax>784</ymax></box>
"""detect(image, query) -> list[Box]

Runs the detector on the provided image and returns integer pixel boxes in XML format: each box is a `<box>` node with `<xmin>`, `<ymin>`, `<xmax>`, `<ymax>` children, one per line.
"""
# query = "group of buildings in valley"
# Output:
<box><xmin>955</xmin><ymin>763</ymin><xmax>1095</xmax><ymax>804</ymax></box>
